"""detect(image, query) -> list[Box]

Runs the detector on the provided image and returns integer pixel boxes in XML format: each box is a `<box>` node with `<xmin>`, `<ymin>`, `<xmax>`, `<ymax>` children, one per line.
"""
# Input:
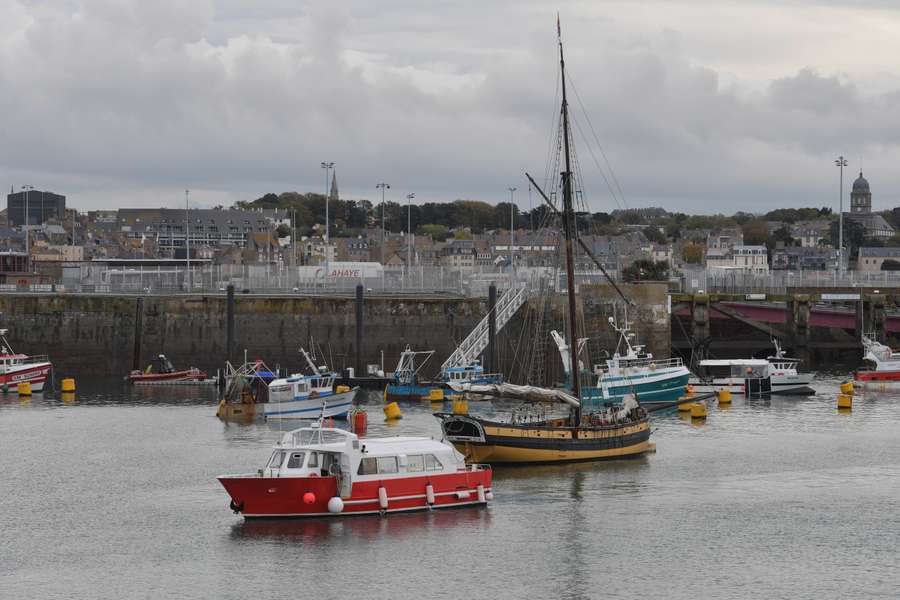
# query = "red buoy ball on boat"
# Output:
<box><xmin>302</xmin><ymin>492</ymin><xmax>316</xmax><ymax>505</ymax></box>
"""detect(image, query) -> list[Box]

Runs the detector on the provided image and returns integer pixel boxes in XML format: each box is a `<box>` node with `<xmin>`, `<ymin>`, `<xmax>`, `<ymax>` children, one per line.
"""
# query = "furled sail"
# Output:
<box><xmin>447</xmin><ymin>381</ymin><xmax>581</xmax><ymax>407</ymax></box>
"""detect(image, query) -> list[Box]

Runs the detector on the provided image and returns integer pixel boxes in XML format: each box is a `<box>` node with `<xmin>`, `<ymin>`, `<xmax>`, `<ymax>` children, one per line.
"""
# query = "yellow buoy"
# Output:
<box><xmin>383</xmin><ymin>401</ymin><xmax>402</xmax><ymax>420</ymax></box>
<box><xmin>677</xmin><ymin>401</ymin><xmax>694</xmax><ymax>412</ymax></box>
<box><xmin>839</xmin><ymin>381</ymin><xmax>854</xmax><ymax>395</ymax></box>
<box><xmin>61</xmin><ymin>378</ymin><xmax>76</xmax><ymax>393</ymax></box>
<box><xmin>837</xmin><ymin>394</ymin><xmax>852</xmax><ymax>409</ymax></box>
<box><xmin>452</xmin><ymin>398</ymin><xmax>468</xmax><ymax>415</ymax></box>
<box><xmin>690</xmin><ymin>402</ymin><xmax>707</xmax><ymax>419</ymax></box>
<box><xmin>426</xmin><ymin>388</ymin><xmax>445</xmax><ymax>402</ymax></box>
<box><xmin>718</xmin><ymin>389</ymin><xmax>732</xmax><ymax>404</ymax></box>
<box><xmin>335</xmin><ymin>385</ymin><xmax>350</xmax><ymax>394</ymax></box>
<box><xmin>17</xmin><ymin>381</ymin><xmax>32</xmax><ymax>396</ymax></box>
<box><xmin>61</xmin><ymin>392</ymin><xmax>76</xmax><ymax>404</ymax></box>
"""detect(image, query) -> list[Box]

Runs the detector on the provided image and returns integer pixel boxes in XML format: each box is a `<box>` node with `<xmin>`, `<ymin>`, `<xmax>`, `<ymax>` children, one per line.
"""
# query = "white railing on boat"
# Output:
<box><xmin>604</xmin><ymin>356</ymin><xmax>683</xmax><ymax>371</ymax></box>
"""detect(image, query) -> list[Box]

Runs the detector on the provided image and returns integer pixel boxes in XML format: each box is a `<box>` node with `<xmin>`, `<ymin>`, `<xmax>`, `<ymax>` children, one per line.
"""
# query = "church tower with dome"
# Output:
<box><xmin>850</xmin><ymin>171</ymin><xmax>871</xmax><ymax>214</ymax></box>
<box><xmin>844</xmin><ymin>170</ymin><xmax>894</xmax><ymax>240</ymax></box>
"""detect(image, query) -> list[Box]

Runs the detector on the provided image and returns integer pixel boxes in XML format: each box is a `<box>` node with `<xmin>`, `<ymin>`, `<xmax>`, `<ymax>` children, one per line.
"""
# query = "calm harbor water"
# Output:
<box><xmin>3</xmin><ymin>376</ymin><xmax>900</xmax><ymax>599</ymax></box>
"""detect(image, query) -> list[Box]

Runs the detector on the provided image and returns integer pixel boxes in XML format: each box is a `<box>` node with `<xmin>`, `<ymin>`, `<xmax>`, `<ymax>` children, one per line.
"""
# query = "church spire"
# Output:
<box><xmin>330</xmin><ymin>170</ymin><xmax>339</xmax><ymax>202</ymax></box>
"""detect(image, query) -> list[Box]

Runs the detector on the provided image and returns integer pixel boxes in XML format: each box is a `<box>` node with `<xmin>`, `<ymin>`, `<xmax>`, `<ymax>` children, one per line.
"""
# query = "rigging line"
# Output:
<box><xmin>569</xmin><ymin>110</ymin><xmax>624</xmax><ymax>212</ymax></box>
<box><xmin>543</xmin><ymin>69</ymin><xmax>563</xmax><ymax>193</ymax></box>
<box><xmin>568</xmin><ymin>75</ymin><xmax>628</xmax><ymax>208</ymax></box>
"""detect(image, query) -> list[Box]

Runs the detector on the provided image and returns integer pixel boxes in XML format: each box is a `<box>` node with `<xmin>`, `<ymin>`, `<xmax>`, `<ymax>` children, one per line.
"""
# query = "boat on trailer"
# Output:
<box><xmin>218</xmin><ymin>423</ymin><xmax>492</xmax><ymax>518</ymax></box>
<box><xmin>0</xmin><ymin>329</ymin><xmax>52</xmax><ymax>392</ymax></box>
<box><xmin>854</xmin><ymin>333</ymin><xmax>900</xmax><ymax>390</ymax></box>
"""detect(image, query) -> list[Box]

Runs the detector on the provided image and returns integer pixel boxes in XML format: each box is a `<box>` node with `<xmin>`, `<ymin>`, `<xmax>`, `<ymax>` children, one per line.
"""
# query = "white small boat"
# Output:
<box><xmin>690</xmin><ymin>359</ymin><xmax>772</xmax><ymax>397</ymax></box>
<box><xmin>264</xmin><ymin>348</ymin><xmax>357</xmax><ymax>420</ymax></box>
<box><xmin>766</xmin><ymin>340</ymin><xmax>814</xmax><ymax>395</ymax></box>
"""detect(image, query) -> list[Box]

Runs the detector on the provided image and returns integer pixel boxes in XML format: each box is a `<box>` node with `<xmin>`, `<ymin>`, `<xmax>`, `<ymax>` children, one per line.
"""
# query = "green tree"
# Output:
<box><xmin>643</xmin><ymin>226</ymin><xmax>667</xmax><ymax>244</ymax></box>
<box><xmin>417</xmin><ymin>224</ymin><xmax>450</xmax><ymax>241</ymax></box>
<box><xmin>682</xmin><ymin>243</ymin><xmax>704</xmax><ymax>264</ymax></box>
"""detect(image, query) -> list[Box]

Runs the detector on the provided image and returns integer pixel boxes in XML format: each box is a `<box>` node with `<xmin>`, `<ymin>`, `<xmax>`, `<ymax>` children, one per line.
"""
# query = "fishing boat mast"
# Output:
<box><xmin>557</xmin><ymin>17</ymin><xmax>581</xmax><ymax>422</ymax></box>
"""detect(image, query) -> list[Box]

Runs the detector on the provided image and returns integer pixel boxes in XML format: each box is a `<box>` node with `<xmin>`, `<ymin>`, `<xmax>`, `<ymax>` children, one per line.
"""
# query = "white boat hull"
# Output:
<box><xmin>264</xmin><ymin>388</ymin><xmax>357</xmax><ymax>420</ymax></box>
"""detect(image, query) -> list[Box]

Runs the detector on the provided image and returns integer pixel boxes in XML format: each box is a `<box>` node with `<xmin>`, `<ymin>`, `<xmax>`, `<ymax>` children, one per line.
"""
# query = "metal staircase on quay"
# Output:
<box><xmin>441</xmin><ymin>284</ymin><xmax>529</xmax><ymax>371</ymax></box>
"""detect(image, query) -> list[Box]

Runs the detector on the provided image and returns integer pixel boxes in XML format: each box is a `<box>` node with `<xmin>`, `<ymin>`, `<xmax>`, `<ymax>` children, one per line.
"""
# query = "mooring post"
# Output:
<box><xmin>690</xmin><ymin>293</ymin><xmax>710</xmax><ymax>364</ymax></box>
<box><xmin>873</xmin><ymin>295</ymin><xmax>886</xmax><ymax>341</ymax></box>
<box><xmin>226</xmin><ymin>284</ymin><xmax>235</xmax><ymax>365</ymax></box>
<box><xmin>132</xmin><ymin>296</ymin><xmax>144</xmax><ymax>371</ymax></box>
<box><xmin>355</xmin><ymin>284</ymin><xmax>364</xmax><ymax>375</ymax></box>
<box><xmin>488</xmin><ymin>283</ymin><xmax>497</xmax><ymax>373</ymax></box>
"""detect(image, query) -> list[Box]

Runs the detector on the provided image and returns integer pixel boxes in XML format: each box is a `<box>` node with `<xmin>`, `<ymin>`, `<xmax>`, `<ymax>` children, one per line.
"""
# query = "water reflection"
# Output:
<box><xmin>231</xmin><ymin>506</ymin><xmax>491</xmax><ymax>543</ymax></box>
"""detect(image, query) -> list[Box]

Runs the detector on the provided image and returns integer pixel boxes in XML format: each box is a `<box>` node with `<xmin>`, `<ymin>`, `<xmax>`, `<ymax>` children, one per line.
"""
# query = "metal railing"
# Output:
<box><xmin>682</xmin><ymin>270</ymin><xmax>900</xmax><ymax>294</ymax></box>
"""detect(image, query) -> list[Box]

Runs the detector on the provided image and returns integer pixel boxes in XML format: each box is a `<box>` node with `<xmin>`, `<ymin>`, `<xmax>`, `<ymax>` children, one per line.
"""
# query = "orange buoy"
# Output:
<box><xmin>302</xmin><ymin>492</ymin><xmax>316</xmax><ymax>505</ymax></box>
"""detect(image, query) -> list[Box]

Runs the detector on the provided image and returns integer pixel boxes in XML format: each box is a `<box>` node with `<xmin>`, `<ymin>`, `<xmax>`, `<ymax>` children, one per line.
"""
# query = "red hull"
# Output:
<box><xmin>128</xmin><ymin>369</ymin><xmax>208</xmax><ymax>383</ymax></box>
<box><xmin>0</xmin><ymin>363</ymin><xmax>51</xmax><ymax>391</ymax></box>
<box><xmin>854</xmin><ymin>370</ymin><xmax>900</xmax><ymax>382</ymax></box>
<box><xmin>219</xmin><ymin>469</ymin><xmax>492</xmax><ymax>518</ymax></box>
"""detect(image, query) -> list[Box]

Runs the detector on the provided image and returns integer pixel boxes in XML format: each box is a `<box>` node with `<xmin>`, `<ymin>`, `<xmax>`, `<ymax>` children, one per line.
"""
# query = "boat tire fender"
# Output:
<box><xmin>229</xmin><ymin>499</ymin><xmax>244</xmax><ymax>514</ymax></box>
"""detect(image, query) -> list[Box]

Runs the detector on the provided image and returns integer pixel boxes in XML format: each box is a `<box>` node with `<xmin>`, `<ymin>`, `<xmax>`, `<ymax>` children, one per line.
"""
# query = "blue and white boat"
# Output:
<box><xmin>554</xmin><ymin>314</ymin><xmax>690</xmax><ymax>410</ymax></box>
<box><xmin>264</xmin><ymin>348</ymin><xmax>357</xmax><ymax>420</ymax></box>
<box><xmin>384</xmin><ymin>347</ymin><xmax>439</xmax><ymax>402</ymax></box>
<box><xmin>441</xmin><ymin>362</ymin><xmax>503</xmax><ymax>387</ymax></box>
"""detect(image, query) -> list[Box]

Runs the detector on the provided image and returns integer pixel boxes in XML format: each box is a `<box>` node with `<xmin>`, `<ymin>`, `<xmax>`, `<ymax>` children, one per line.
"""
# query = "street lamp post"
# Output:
<box><xmin>21</xmin><ymin>185</ymin><xmax>34</xmax><ymax>255</ymax></box>
<box><xmin>406</xmin><ymin>193</ymin><xmax>415</xmax><ymax>288</ymax></box>
<box><xmin>376</xmin><ymin>183</ymin><xmax>390</xmax><ymax>265</ymax></box>
<box><xmin>321</xmin><ymin>161</ymin><xmax>334</xmax><ymax>271</ymax></box>
<box><xmin>836</xmin><ymin>156</ymin><xmax>848</xmax><ymax>274</ymax></box>
<box><xmin>185</xmin><ymin>189</ymin><xmax>192</xmax><ymax>291</ymax></box>
<box><xmin>508</xmin><ymin>187</ymin><xmax>517</xmax><ymax>283</ymax></box>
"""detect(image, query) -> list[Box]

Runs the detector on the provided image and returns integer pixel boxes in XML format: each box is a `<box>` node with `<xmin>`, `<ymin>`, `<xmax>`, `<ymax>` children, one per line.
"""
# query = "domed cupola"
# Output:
<box><xmin>850</xmin><ymin>171</ymin><xmax>872</xmax><ymax>214</ymax></box>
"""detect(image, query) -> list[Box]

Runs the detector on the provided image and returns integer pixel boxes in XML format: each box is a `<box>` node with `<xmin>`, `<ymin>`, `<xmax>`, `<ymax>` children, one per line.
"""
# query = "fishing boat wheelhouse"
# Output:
<box><xmin>264</xmin><ymin>347</ymin><xmax>357</xmax><ymax>420</ymax></box>
<box><xmin>219</xmin><ymin>424</ymin><xmax>492</xmax><ymax>518</ymax></box>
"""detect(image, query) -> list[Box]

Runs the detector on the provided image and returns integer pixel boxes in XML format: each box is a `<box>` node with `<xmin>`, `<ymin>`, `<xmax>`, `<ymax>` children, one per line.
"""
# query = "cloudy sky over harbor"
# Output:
<box><xmin>4</xmin><ymin>0</ymin><xmax>900</xmax><ymax>214</ymax></box>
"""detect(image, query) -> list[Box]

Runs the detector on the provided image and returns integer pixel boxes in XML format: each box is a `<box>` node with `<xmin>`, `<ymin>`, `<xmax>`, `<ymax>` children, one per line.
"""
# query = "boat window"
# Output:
<box><xmin>406</xmin><ymin>454</ymin><xmax>424</xmax><ymax>472</ymax></box>
<box><xmin>287</xmin><ymin>452</ymin><xmax>306</xmax><ymax>468</ymax></box>
<box><xmin>376</xmin><ymin>456</ymin><xmax>398</xmax><ymax>474</ymax></box>
<box><xmin>270</xmin><ymin>385</ymin><xmax>290</xmax><ymax>393</ymax></box>
<box><xmin>267</xmin><ymin>451</ymin><xmax>286</xmax><ymax>468</ymax></box>
<box><xmin>358</xmin><ymin>457</ymin><xmax>377</xmax><ymax>475</ymax></box>
<box><xmin>308</xmin><ymin>452</ymin><xmax>319</xmax><ymax>468</ymax></box>
<box><xmin>424</xmin><ymin>454</ymin><xmax>442</xmax><ymax>471</ymax></box>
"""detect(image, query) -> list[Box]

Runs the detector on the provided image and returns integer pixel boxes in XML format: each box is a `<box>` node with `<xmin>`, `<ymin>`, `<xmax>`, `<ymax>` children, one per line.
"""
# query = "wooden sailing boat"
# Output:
<box><xmin>435</xmin><ymin>19</ymin><xmax>653</xmax><ymax>464</ymax></box>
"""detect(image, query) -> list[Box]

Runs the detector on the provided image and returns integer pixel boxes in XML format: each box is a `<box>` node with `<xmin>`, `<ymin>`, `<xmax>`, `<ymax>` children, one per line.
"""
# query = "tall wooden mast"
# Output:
<box><xmin>557</xmin><ymin>17</ymin><xmax>581</xmax><ymax>423</ymax></box>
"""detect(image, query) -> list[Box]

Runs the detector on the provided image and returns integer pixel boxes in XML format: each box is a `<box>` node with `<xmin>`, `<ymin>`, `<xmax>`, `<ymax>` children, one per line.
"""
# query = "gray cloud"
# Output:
<box><xmin>2</xmin><ymin>0</ymin><xmax>900</xmax><ymax>214</ymax></box>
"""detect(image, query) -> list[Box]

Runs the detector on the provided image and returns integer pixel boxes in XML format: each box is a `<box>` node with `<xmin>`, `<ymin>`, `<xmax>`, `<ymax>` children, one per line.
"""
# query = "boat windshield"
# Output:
<box><xmin>291</xmin><ymin>429</ymin><xmax>349</xmax><ymax>446</ymax></box>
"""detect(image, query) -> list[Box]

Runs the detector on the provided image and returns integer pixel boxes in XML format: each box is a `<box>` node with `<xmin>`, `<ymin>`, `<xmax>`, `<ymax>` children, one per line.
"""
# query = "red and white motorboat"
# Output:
<box><xmin>219</xmin><ymin>423</ymin><xmax>493</xmax><ymax>518</ymax></box>
<box><xmin>127</xmin><ymin>354</ymin><xmax>208</xmax><ymax>384</ymax></box>
<box><xmin>0</xmin><ymin>329</ymin><xmax>52</xmax><ymax>392</ymax></box>
<box><xmin>854</xmin><ymin>334</ymin><xmax>900</xmax><ymax>391</ymax></box>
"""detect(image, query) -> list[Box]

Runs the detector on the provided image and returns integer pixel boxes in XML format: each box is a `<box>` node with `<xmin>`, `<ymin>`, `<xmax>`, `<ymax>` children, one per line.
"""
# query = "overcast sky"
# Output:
<box><xmin>3</xmin><ymin>0</ymin><xmax>900</xmax><ymax>214</ymax></box>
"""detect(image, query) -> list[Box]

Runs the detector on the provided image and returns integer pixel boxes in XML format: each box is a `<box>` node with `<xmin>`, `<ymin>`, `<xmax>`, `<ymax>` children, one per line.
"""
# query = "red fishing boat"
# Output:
<box><xmin>127</xmin><ymin>354</ymin><xmax>208</xmax><ymax>384</ymax></box>
<box><xmin>0</xmin><ymin>329</ymin><xmax>52</xmax><ymax>392</ymax></box>
<box><xmin>219</xmin><ymin>423</ymin><xmax>492</xmax><ymax>518</ymax></box>
<box><xmin>854</xmin><ymin>333</ymin><xmax>900</xmax><ymax>391</ymax></box>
